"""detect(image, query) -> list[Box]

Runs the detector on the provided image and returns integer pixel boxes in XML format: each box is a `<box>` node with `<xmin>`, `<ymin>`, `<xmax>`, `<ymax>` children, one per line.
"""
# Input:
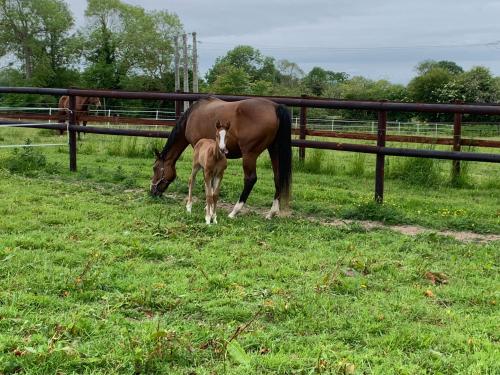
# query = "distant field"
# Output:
<box><xmin>0</xmin><ymin>127</ymin><xmax>499</xmax><ymax>374</ymax></box>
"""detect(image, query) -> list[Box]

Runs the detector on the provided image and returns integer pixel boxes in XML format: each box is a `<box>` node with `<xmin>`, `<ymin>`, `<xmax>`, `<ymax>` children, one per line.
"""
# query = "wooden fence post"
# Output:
<box><xmin>68</xmin><ymin>95</ymin><xmax>77</xmax><ymax>172</ymax></box>
<box><xmin>299</xmin><ymin>95</ymin><xmax>307</xmax><ymax>162</ymax></box>
<box><xmin>452</xmin><ymin>108</ymin><xmax>463</xmax><ymax>180</ymax></box>
<box><xmin>375</xmin><ymin>110</ymin><xmax>387</xmax><ymax>203</ymax></box>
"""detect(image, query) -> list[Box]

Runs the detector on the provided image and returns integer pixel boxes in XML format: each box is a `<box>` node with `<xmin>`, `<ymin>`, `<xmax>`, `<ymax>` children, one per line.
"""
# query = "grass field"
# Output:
<box><xmin>0</xmin><ymin>127</ymin><xmax>499</xmax><ymax>374</ymax></box>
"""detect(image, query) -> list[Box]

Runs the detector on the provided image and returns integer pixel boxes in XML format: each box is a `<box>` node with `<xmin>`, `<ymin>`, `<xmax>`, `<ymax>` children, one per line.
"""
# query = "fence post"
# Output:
<box><xmin>299</xmin><ymin>95</ymin><xmax>307</xmax><ymax>162</ymax></box>
<box><xmin>375</xmin><ymin>109</ymin><xmax>387</xmax><ymax>203</ymax></box>
<box><xmin>452</xmin><ymin>109</ymin><xmax>463</xmax><ymax>180</ymax></box>
<box><xmin>68</xmin><ymin>95</ymin><xmax>77</xmax><ymax>172</ymax></box>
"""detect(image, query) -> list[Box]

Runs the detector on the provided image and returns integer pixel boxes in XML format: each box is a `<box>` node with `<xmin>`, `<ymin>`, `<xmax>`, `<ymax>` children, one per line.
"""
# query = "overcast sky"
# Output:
<box><xmin>70</xmin><ymin>0</ymin><xmax>500</xmax><ymax>83</ymax></box>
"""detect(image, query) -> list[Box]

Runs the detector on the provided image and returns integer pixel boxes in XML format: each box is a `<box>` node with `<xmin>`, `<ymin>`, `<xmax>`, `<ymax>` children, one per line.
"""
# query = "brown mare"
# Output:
<box><xmin>151</xmin><ymin>97</ymin><xmax>292</xmax><ymax>219</ymax></box>
<box><xmin>186</xmin><ymin>120</ymin><xmax>230</xmax><ymax>224</ymax></box>
<box><xmin>58</xmin><ymin>96</ymin><xmax>101</xmax><ymax>137</ymax></box>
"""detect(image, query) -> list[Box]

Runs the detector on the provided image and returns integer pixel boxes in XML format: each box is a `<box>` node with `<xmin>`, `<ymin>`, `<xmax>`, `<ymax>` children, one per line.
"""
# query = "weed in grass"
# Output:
<box><xmin>341</xmin><ymin>201</ymin><xmax>407</xmax><ymax>224</ymax></box>
<box><xmin>4</xmin><ymin>139</ymin><xmax>46</xmax><ymax>175</ymax></box>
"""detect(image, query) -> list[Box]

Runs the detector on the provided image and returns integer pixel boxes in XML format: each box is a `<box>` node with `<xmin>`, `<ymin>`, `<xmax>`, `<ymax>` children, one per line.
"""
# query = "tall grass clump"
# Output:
<box><xmin>449</xmin><ymin>147</ymin><xmax>475</xmax><ymax>188</ymax></box>
<box><xmin>348</xmin><ymin>153</ymin><xmax>366</xmax><ymax>177</ymax></box>
<box><xmin>388</xmin><ymin>153</ymin><xmax>442</xmax><ymax>187</ymax></box>
<box><xmin>106</xmin><ymin>137</ymin><xmax>164</xmax><ymax>158</ymax></box>
<box><xmin>294</xmin><ymin>149</ymin><xmax>336</xmax><ymax>175</ymax></box>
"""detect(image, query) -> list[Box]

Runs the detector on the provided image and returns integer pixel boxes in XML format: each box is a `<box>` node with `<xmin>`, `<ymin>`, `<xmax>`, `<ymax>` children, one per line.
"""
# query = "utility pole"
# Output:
<box><xmin>174</xmin><ymin>35</ymin><xmax>180</xmax><ymax>91</ymax></box>
<box><xmin>192</xmin><ymin>32</ymin><xmax>198</xmax><ymax>93</ymax></box>
<box><xmin>183</xmin><ymin>33</ymin><xmax>189</xmax><ymax>111</ymax></box>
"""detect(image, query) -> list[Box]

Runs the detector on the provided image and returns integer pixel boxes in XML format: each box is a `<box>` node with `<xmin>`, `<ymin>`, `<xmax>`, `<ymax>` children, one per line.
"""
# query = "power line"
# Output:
<box><xmin>198</xmin><ymin>40</ymin><xmax>500</xmax><ymax>51</ymax></box>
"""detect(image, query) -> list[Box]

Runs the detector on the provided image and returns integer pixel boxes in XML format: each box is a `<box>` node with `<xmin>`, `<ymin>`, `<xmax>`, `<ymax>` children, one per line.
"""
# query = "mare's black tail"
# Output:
<box><xmin>275</xmin><ymin>104</ymin><xmax>292</xmax><ymax>207</ymax></box>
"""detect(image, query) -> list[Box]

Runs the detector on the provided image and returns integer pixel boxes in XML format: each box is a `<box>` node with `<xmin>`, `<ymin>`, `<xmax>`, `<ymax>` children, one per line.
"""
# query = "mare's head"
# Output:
<box><xmin>150</xmin><ymin>151</ymin><xmax>176</xmax><ymax>196</ymax></box>
<box><xmin>87</xmin><ymin>97</ymin><xmax>102</xmax><ymax>107</ymax></box>
<box><xmin>215</xmin><ymin>120</ymin><xmax>230</xmax><ymax>155</ymax></box>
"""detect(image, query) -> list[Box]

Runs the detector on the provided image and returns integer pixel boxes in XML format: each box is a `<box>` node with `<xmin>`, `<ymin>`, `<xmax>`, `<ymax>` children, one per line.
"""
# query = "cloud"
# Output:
<box><xmin>68</xmin><ymin>0</ymin><xmax>500</xmax><ymax>83</ymax></box>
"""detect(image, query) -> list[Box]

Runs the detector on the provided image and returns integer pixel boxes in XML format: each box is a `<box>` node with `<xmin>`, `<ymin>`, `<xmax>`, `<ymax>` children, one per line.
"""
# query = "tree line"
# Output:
<box><xmin>1</xmin><ymin>0</ymin><xmax>499</xmax><ymax>121</ymax></box>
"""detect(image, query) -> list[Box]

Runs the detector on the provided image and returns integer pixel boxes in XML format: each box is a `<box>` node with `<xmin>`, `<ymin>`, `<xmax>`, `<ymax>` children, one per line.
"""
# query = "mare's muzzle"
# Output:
<box><xmin>150</xmin><ymin>178</ymin><xmax>170</xmax><ymax>196</ymax></box>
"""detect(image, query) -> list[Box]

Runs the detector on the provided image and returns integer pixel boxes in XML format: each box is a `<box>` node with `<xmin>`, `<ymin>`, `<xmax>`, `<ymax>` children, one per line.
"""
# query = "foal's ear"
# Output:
<box><xmin>225</xmin><ymin>121</ymin><xmax>231</xmax><ymax>129</ymax></box>
<box><xmin>154</xmin><ymin>148</ymin><xmax>161</xmax><ymax>158</ymax></box>
<box><xmin>215</xmin><ymin>120</ymin><xmax>222</xmax><ymax>129</ymax></box>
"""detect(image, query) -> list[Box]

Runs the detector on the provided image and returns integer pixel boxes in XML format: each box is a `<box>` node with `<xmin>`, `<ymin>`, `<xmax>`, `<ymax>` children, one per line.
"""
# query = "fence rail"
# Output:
<box><xmin>1</xmin><ymin>86</ymin><xmax>499</xmax><ymax>203</ymax></box>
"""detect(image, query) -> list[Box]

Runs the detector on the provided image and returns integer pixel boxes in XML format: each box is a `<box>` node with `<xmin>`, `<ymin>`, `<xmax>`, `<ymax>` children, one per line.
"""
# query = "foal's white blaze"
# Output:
<box><xmin>218</xmin><ymin>129</ymin><xmax>227</xmax><ymax>153</ymax></box>
<box><xmin>266</xmin><ymin>199</ymin><xmax>280</xmax><ymax>219</ymax></box>
<box><xmin>228</xmin><ymin>201</ymin><xmax>244</xmax><ymax>218</ymax></box>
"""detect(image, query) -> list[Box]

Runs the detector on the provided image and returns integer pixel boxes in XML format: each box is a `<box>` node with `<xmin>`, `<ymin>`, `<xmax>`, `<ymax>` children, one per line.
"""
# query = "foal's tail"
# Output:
<box><xmin>275</xmin><ymin>104</ymin><xmax>292</xmax><ymax>208</ymax></box>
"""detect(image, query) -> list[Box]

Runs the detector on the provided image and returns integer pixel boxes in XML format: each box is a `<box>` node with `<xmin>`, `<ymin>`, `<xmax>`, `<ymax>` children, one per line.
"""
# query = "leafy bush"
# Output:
<box><xmin>4</xmin><ymin>139</ymin><xmax>47</xmax><ymax>175</ymax></box>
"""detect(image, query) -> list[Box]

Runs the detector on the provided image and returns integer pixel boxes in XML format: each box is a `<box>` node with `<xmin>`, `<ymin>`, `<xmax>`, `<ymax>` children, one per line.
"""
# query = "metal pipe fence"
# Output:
<box><xmin>1</xmin><ymin>87</ymin><xmax>499</xmax><ymax>203</ymax></box>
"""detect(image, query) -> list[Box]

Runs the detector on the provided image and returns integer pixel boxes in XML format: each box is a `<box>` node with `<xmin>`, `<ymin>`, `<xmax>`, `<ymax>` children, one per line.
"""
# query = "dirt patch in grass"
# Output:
<box><xmin>162</xmin><ymin>192</ymin><xmax>500</xmax><ymax>243</ymax></box>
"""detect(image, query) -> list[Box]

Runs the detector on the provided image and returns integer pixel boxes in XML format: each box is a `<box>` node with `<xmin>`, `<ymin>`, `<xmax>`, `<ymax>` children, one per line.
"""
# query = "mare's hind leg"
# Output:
<box><xmin>229</xmin><ymin>154</ymin><xmax>257</xmax><ymax>218</ymax></box>
<box><xmin>265</xmin><ymin>144</ymin><xmax>281</xmax><ymax>219</ymax></box>
<box><xmin>265</xmin><ymin>150</ymin><xmax>281</xmax><ymax>219</ymax></box>
<box><xmin>186</xmin><ymin>164</ymin><xmax>201</xmax><ymax>213</ymax></box>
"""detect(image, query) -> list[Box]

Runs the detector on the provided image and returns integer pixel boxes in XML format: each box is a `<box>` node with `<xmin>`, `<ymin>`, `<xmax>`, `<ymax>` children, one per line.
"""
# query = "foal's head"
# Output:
<box><xmin>215</xmin><ymin>120</ymin><xmax>230</xmax><ymax>155</ymax></box>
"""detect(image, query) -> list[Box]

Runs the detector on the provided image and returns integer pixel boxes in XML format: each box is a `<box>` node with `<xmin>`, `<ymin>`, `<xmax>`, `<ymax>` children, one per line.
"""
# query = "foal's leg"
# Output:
<box><xmin>211</xmin><ymin>171</ymin><xmax>224</xmax><ymax>224</ymax></box>
<box><xmin>229</xmin><ymin>154</ymin><xmax>257</xmax><ymax>218</ymax></box>
<box><xmin>186</xmin><ymin>164</ymin><xmax>201</xmax><ymax>213</ymax></box>
<box><xmin>204</xmin><ymin>171</ymin><xmax>215</xmax><ymax>224</ymax></box>
<box><xmin>266</xmin><ymin>145</ymin><xmax>281</xmax><ymax>219</ymax></box>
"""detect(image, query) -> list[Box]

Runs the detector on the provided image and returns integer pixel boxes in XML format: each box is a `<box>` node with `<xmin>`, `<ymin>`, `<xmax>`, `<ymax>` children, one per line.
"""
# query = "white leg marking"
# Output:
<box><xmin>228</xmin><ymin>201</ymin><xmax>244</xmax><ymax>219</ymax></box>
<box><xmin>265</xmin><ymin>199</ymin><xmax>280</xmax><ymax>219</ymax></box>
<box><xmin>186</xmin><ymin>201</ymin><xmax>192</xmax><ymax>213</ymax></box>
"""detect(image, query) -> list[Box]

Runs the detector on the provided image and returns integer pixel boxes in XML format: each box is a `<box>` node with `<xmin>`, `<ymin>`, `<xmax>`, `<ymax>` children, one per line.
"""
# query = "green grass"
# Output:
<box><xmin>0</xmin><ymin>128</ymin><xmax>499</xmax><ymax>374</ymax></box>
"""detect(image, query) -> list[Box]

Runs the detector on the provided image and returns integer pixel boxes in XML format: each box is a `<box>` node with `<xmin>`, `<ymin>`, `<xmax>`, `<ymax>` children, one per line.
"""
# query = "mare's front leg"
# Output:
<box><xmin>229</xmin><ymin>154</ymin><xmax>257</xmax><ymax>219</ymax></box>
<box><xmin>186</xmin><ymin>164</ymin><xmax>201</xmax><ymax>213</ymax></box>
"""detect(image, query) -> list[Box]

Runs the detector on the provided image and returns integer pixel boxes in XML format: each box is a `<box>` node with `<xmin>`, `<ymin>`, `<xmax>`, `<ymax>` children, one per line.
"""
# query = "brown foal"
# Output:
<box><xmin>186</xmin><ymin>120</ymin><xmax>230</xmax><ymax>224</ymax></box>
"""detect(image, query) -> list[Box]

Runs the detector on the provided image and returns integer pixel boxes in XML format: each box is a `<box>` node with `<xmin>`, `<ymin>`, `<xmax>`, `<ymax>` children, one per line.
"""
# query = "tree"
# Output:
<box><xmin>206</xmin><ymin>45</ymin><xmax>278</xmax><ymax>86</ymax></box>
<box><xmin>416</xmin><ymin>60</ymin><xmax>463</xmax><ymax>75</ymax></box>
<box><xmin>0</xmin><ymin>0</ymin><xmax>77</xmax><ymax>86</ymax></box>
<box><xmin>408</xmin><ymin>67</ymin><xmax>452</xmax><ymax>103</ymax></box>
<box><xmin>209</xmin><ymin>65</ymin><xmax>251</xmax><ymax>94</ymax></box>
<box><xmin>82</xmin><ymin>0</ymin><xmax>183</xmax><ymax>90</ymax></box>
<box><xmin>302</xmin><ymin>67</ymin><xmax>348</xmax><ymax>96</ymax></box>
<box><xmin>277</xmin><ymin>59</ymin><xmax>304</xmax><ymax>87</ymax></box>
<box><xmin>436</xmin><ymin>66</ymin><xmax>498</xmax><ymax>103</ymax></box>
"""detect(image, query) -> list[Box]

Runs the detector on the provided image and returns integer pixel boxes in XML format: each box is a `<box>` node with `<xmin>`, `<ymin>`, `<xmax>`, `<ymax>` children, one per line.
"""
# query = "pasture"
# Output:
<box><xmin>0</xmin><ymin>127</ymin><xmax>499</xmax><ymax>374</ymax></box>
